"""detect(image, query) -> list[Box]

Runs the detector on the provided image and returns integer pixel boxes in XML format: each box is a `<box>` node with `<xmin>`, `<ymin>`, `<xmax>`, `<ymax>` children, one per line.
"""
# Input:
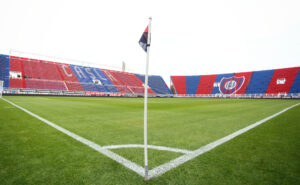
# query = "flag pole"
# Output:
<box><xmin>144</xmin><ymin>16</ymin><xmax>152</xmax><ymax>181</ymax></box>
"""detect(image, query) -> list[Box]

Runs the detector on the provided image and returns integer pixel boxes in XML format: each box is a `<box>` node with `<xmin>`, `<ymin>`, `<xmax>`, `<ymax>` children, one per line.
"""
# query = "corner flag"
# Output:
<box><xmin>139</xmin><ymin>26</ymin><xmax>150</xmax><ymax>52</ymax></box>
<box><xmin>139</xmin><ymin>17</ymin><xmax>152</xmax><ymax>181</ymax></box>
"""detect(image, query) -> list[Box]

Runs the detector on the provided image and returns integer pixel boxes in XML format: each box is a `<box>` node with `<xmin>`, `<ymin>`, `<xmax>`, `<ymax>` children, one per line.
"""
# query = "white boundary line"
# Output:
<box><xmin>1</xmin><ymin>97</ymin><xmax>299</xmax><ymax>179</ymax></box>
<box><xmin>102</xmin><ymin>144</ymin><xmax>192</xmax><ymax>154</ymax></box>
<box><xmin>148</xmin><ymin>102</ymin><xmax>300</xmax><ymax>178</ymax></box>
<box><xmin>0</xmin><ymin>97</ymin><xmax>145</xmax><ymax>177</ymax></box>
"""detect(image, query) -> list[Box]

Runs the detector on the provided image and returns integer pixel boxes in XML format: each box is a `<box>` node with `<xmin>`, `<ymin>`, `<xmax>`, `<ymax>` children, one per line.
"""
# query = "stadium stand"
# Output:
<box><xmin>170</xmin><ymin>76</ymin><xmax>186</xmax><ymax>95</ymax></box>
<box><xmin>102</xmin><ymin>69</ymin><xmax>155</xmax><ymax>95</ymax></box>
<box><xmin>171</xmin><ymin>66</ymin><xmax>300</xmax><ymax>96</ymax></box>
<box><xmin>25</xmin><ymin>79</ymin><xmax>66</xmax><ymax>90</ymax></box>
<box><xmin>101</xmin><ymin>69</ymin><xmax>136</xmax><ymax>94</ymax></box>
<box><xmin>0</xmin><ymin>55</ymin><xmax>10</xmax><ymax>88</ymax></box>
<box><xmin>195</xmin><ymin>74</ymin><xmax>217</xmax><ymax>95</ymax></box>
<box><xmin>265</xmin><ymin>67</ymin><xmax>300</xmax><ymax>94</ymax></box>
<box><xmin>135</xmin><ymin>74</ymin><xmax>172</xmax><ymax>94</ymax></box>
<box><xmin>0</xmin><ymin>54</ymin><xmax>171</xmax><ymax>96</ymax></box>
<box><xmin>2</xmin><ymin>53</ymin><xmax>299</xmax><ymax>97</ymax></box>
<box><xmin>211</xmin><ymin>73</ymin><xmax>234</xmax><ymax>94</ymax></box>
<box><xmin>233</xmin><ymin>72</ymin><xmax>252</xmax><ymax>94</ymax></box>
<box><xmin>92</xmin><ymin>68</ymin><xmax>119</xmax><ymax>93</ymax></box>
<box><xmin>186</xmin><ymin>76</ymin><xmax>201</xmax><ymax>95</ymax></box>
<box><xmin>8</xmin><ymin>56</ymin><xmax>25</xmax><ymax>89</ymax></box>
<box><xmin>70</xmin><ymin>64</ymin><xmax>108</xmax><ymax>92</ymax></box>
<box><xmin>56</xmin><ymin>63</ymin><xmax>84</xmax><ymax>91</ymax></box>
<box><xmin>22</xmin><ymin>58</ymin><xmax>68</xmax><ymax>91</ymax></box>
<box><xmin>289</xmin><ymin>69</ymin><xmax>300</xmax><ymax>94</ymax></box>
<box><xmin>246</xmin><ymin>69</ymin><xmax>274</xmax><ymax>94</ymax></box>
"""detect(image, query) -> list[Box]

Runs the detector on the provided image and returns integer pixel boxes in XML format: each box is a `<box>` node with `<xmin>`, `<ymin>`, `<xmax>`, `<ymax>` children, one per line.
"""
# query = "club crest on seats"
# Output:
<box><xmin>219</xmin><ymin>76</ymin><xmax>245</xmax><ymax>95</ymax></box>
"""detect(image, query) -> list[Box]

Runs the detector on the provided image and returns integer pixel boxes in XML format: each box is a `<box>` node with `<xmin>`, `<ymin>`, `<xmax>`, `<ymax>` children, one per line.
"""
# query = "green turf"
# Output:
<box><xmin>0</xmin><ymin>96</ymin><xmax>299</xmax><ymax>184</ymax></box>
<box><xmin>112</xmin><ymin>148</ymin><xmax>182</xmax><ymax>170</ymax></box>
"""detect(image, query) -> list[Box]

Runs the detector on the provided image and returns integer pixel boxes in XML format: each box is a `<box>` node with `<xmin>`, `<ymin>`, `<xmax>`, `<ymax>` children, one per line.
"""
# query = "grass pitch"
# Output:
<box><xmin>0</xmin><ymin>96</ymin><xmax>300</xmax><ymax>184</ymax></box>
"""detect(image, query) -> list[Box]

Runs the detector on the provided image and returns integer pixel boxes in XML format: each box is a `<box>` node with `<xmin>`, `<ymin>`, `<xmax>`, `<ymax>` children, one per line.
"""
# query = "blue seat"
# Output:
<box><xmin>186</xmin><ymin>76</ymin><xmax>201</xmax><ymax>95</ymax></box>
<box><xmin>135</xmin><ymin>74</ymin><xmax>171</xmax><ymax>94</ymax></box>
<box><xmin>70</xmin><ymin>65</ymin><xmax>119</xmax><ymax>93</ymax></box>
<box><xmin>0</xmin><ymin>54</ymin><xmax>10</xmax><ymax>88</ymax></box>
<box><xmin>289</xmin><ymin>70</ymin><xmax>300</xmax><ymax>93</ymax></box>
<box><xmin>246</xmin><ymin>69</ymin><xmax>274</xmax><ymax>94</ymax></box>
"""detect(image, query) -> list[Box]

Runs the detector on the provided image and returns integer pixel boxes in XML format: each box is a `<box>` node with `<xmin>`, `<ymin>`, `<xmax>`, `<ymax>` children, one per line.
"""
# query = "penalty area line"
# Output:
<box><xmin>0</xmin><ymin>97</ymin><xmax>145</xmax><ymax>177</ymax></box>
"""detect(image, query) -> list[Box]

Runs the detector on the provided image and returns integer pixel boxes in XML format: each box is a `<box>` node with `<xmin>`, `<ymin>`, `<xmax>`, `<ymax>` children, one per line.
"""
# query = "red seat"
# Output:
<box><xmin>266</xmin><ymin>67</ymin><xmax>300</xmax><ymax>94</ymax></box>
<box><xmin>102</xmin><ymin>69</ymin><xmax>155</xmax><ymax>94</ymax></box>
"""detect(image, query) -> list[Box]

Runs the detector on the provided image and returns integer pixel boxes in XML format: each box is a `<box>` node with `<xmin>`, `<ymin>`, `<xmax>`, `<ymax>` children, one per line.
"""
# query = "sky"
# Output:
<box><xmin>0</xmin><ymin>0</ymin><xmax>299</xmax><ymax>86</ymax></box>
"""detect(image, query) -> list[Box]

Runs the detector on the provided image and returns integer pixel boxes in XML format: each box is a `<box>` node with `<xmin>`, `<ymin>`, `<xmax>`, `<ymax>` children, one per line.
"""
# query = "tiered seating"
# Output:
<box><xmin>57</xmin><ymin>63</ymin><xmax>80</xmax><ymax>81</ymax></box>
<box><xmin>39</xmin><ymin>61</ymin><xmax>62</xmax><ymax>80</ymax></box>
<box><xmin>233</xmin><ymin>72</ymin><xmax>252</xmax><ymax>94</ymax></box>
<box><xmin>0</xmin><ymin>55</ymin><xmax>10</xmax><ymax>87</ymax></box>
<box><xmin>57</xmin><ymin>64</ymin><xmax>84</xmax><ymax>91</ymax></box>
<box><xmin>70</xmin><ymin>65</ymin><xmax>112</xmax><ymax>92</ymax></box>
<box><xmin>65</xmin><ymin>82</ymin><xmax>84</xmax><ymax>91</ymax></box>
<box><xmin>246</xmin><ymin>69</ymin><xmax>274</xmax><ymax>94</ymax></box>
<box><xmin>103</xmin><ymin>69</ymin><xmax>154</xmax><ymax>94</ymax></box>
<box><xmin>195</xmin><ymin>75</ymin><xmax>217</xmax><ymax>95</ymax></box>
<box><xmin>172</xmin><ymin>67</ymin><xmax>300</xmax><ymax>96</ymax></box>
<box><xmin>1</xmin><ymin>54</ymin><xmax>171</xmax><ymax>95</ymax></box>
<box><xmin>170</xmin><ymin>75</ymin><xmax>200</xmax><ymax>95</ymax></box>
<box><xmin>93</xmin><ymin>68</ymin><xmax>119</xmax><ymax>93</ymax></box>
<box><xmin>0</xmin><ymin>55</ymin><xmax>6</xmax><ymax>81</ymax></box>
<box><xmin>101</xmin><ymin>69</ymin><xmax>130</xmax><ymax>93</ymax></box>
<box><xmin>21</xmin><ymin>58</ymin><xmax>69</xmax><ymax>91</ymax></box>
<box><xmin>171</xmin><ymin>76</ymin><xmax>186</xmax><ymax>94</ymax></box>
<box><xmin>24</xmin><ymin>79</ymin><xmax>43</xmax><ymax>89</ymax></box>
<box><xmin>110</xmin><ymin>70</ymin><xmax>148</xmax><ymax>94</ymax></box>
<box><xmin>25</xmin><ymin>79</ymin><xmax>66</xmax><ymax>90</ymax></box>
<box><xmin>23</xmin><ymin>59</ymin><xmax>62</xmax><ymax>80</ymax></box>
<box><xmin>289</xmin><ymin>70</ymin><xmax>300</xmax><ymax>94</ymax></box>
<box><xmin>186</xmin><ymin>76</ymin><xmax>201</xmax><ymax>95</ymax></box>
<box><xmin>8</xmin><ymin>56</ymin><xmax>24</xmax><ymax>89</ymax></box>
<box><xmin>9</xmin><ymin>79</ymin><xmax>23</xmax><ymax>89</ymax></box>
<box><xmin>44</xmin><ymin>80</ymin><xmax>66</xmax><ymax>90</ymax></box>
<box><xmin>4</xmin><ymin>53</ymin><xmax>299</xmax><ymax>96</ymax></box>
<box><xmin>211</xmin><ymin>73</ymin><xmax>234</xmax><ymax>94</ymax></box>
<box><xmin>135</xmin><ymin>74</ymin><xmax>172</xmax><ymax>94</ymax></box>
<box><xmin>80</xmin><ymin>83</ymin><xmax>100</xmax><ymax>92</ymax></box>
<box><xmin>105</xmin><ymin>84</ymin><xmax>120</xmax><ymax>93</ymax></box>
<box><xmin>70</xmin><ymin>65</ymin><xmax>100</xmax><ymax>92</ymax></box>
<box><xmin>265</xmin><ymin>67</ymin><xmax>300</xmax><ymax>94</ymax></box>
<box><xmin>23</xmin><ymin>59</ymin><xmax>37</xmax><ymax>79</ymax></box>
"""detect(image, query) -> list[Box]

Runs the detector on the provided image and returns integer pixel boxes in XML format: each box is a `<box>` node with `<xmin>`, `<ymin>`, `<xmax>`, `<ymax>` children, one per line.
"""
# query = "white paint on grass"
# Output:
<box><xmin>103</xmin><ymin>144</ymin><xmax>192</xmax><ymax>154</ymax></box>
<box><xmin>1</xmin><ymin>97</ymin><xmax>299</xmax><ymax>179</ymax></box>
<box><xmin>148</xmin><ymin>102</ymin><xmax>300</xmax><ymax>178</ymax></box>
<box><xmin>0</xmin><ymin>97</ymin><xmax>145</xmax><ymax>177</ymax></box>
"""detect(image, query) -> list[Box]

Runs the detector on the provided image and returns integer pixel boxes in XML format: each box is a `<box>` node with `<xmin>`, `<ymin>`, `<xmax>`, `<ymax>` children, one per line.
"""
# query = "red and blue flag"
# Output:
<box><xmin>139</xmin><ymin>26</ymin><xmax>150</xmax><ymax>52</ymax></box>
